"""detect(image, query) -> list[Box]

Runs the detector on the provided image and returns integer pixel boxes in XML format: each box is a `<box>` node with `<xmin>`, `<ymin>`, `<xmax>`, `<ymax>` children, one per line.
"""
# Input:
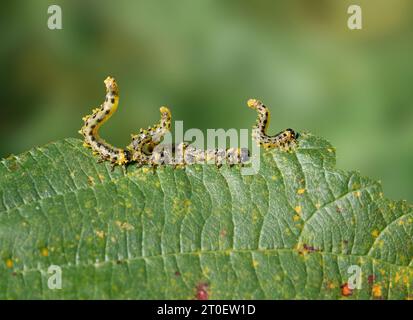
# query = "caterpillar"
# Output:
<box><xmin>127</xmin><ymin>106</ymin><xmax>172</xmax><ymax>164</ymax></box>
<box><xmin>125</xmin><ymin>106</ymin><xmax>251</xmax><ymax>167</ymax></box>
<box><xmin>127</xmin><ymin>107</ymin><xmax>249</xmax><ymax>167</ymax></box>
<box><xmin>80</xmin><ymin>77</ymin><xmax>297</xmax><ymax>169</ymax></box>
<box><xmin>247</xmin><ymin>98</ymin><xmax>298</xmax><ymax>150</ymax></box>
<box><xmin>79</xmin><ymin>76</ymin><xmax>131</xmax><ymax>166</ymax></box>
<box><xmin>145</xmin><ymin>143</ymin><xmax>250</xmax><ymax>167</ymax></box>
<box><xmin>79</xmin><ymin>77</ymin><xmax>172</xmax><ymax>168</ymax></box>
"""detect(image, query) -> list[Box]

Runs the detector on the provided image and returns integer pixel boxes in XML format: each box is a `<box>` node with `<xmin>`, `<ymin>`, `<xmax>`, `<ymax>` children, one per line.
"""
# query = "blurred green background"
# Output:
<box><xmin>1</xmin><ymin>0</ymin><xmax>412</xmax><ymax>201</ymax></box>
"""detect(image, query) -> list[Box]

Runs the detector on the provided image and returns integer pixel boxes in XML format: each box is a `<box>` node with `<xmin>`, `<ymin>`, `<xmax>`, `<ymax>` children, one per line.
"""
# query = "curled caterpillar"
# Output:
<box><xmin>247</xmin><ymin>98</ymin><xmax>298</xmax><ymax>150</ymax></box>
<box><xmin>127</xmin><ymin>106</ymin><xmax>171</xmax><ymax>164</ymax></box>
<box><xmin>79</xmin><ymin>77</ymin><xmax>131</xmax><ymax>166</ymax></box>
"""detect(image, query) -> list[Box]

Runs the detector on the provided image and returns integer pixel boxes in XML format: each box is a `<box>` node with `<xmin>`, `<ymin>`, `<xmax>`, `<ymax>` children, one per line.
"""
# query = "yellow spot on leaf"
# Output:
<box><xmin>87</xmin><ymin>176</ymin><xmax>95</xmax><ymax>186</ymax></box>
<box><xmin>371</xmin><ymin>229</ymin><xmax>380</xmax><ymax>238</ymax></box>
<box><xmin>252</xmin><ymin>260</ymin><xmax>259</xmax><ymax>268</ymax></box>
<box><xmin>395</xmin><ymin>272</ymin><xmax>401</xmax><ymax>283</ymax></box>
<box><xmin>403</xmin><ymin>275</ymin><xmax>410</xmax><ymax>286</ymax></box>
<box><xmin>293</xmin><ymin>214</ymin><xmax>300</xmax><ymax>222</ymax></box>
<box><xmin>115</xmin><ymin>221</ymin><xmax>134</xmax><ymax>231</ymax></box>
<box><xmin>354</xmin><ymin>191</ymin><xmax>361</xmax><ymax>198</ymax></box>
<box><xmin>96</xmin><ymin>230</ymin><xmax>105</xmax><ymax>239</ymax></box>
<box><xmin>327</xmin><ymin>281</ymin><xmax>336</xmax><ymax>289</ymax></box>
<box><xmin>297</xmin><ymin>188</ymin><xmax>305</xmax><ymax>195</ymax></box>
<box><xmin>294</xmin><ymin>206</ymin><xmax>302</xmax><ymax>214</ymax></box>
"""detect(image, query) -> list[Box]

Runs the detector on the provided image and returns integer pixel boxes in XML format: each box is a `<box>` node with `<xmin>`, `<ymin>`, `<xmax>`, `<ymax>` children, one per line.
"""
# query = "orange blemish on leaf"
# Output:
<box><xmin>372</xmin><ymin>284</ymin><xmax>382</xmax><ymax>298</ymax></box>
<box><xmin>40</xmin><ymin>248</ymin><xmax>49</xmax><ymax>257</ymax></box>
<box><xmin>5</xmin><ymin>259</ymin><xmax>13</xmax><ymax>269</ymax></box>
<box><xmin>340</xmin><ymin>283</ymin><xmax>353</xmax><ymax>297</ymax></box>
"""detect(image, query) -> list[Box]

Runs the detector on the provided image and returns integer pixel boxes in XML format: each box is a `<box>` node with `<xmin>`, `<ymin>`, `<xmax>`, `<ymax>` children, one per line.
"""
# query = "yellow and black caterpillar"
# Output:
<box><xmin>247</xmin><ymin>98</ymin><xmax>298</xmax><ymax>150</ymax></box>
<box><xmin>79</xmin><ymin>77</ymin><xmax>129</xmax><ymax>166</ymax></box>
<box><xmin>79</xmin><ymin>77</ymin><xmax>298</xmax><ymax>168</ymax></box>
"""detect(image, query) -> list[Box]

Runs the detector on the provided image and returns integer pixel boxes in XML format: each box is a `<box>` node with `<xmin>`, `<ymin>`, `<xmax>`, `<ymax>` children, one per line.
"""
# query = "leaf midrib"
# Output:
<box><xmin>9</xmin><ymin>245</ymin><xmax>413</xmax><ymax>276</ymax></box>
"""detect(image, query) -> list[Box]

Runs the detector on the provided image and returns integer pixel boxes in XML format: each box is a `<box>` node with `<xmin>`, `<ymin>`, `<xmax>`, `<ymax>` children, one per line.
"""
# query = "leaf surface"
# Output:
<box><xmin>0</xmin><ymin>134</ymin><xmax>412</xmax><ymax>299</ymax></box>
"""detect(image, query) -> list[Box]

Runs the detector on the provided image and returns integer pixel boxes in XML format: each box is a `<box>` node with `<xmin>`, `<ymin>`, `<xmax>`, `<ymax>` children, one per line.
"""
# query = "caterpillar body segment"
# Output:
<box><xmin>247</xmin><ymin>98</ymin><xmax>298</xmax><ymax>151</ymax></box>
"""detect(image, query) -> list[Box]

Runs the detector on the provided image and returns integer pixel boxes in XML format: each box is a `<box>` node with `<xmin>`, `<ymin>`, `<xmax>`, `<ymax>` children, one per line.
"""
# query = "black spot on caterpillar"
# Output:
<box><xmin>247</xmin><ymin>99</ymin><xmax>298</xmax><ymax>150</ymax></box>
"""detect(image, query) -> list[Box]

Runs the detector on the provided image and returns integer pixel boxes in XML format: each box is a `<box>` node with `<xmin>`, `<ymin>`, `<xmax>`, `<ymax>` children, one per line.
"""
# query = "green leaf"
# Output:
<box><xmin>0</xmin><ymin>134</ymin><xmax>412</xmax><ymax>299</ymax></box>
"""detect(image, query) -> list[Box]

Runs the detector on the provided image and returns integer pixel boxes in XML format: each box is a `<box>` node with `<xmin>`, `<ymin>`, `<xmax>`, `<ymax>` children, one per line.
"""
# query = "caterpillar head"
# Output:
<box><xmin>104</xmin><ymin>76</ymin><xmax>119</xmax><ymax>95</ymax></box>
<box><xmin>285</xmin><ymin>128</ymin><xmax>299</xmax><ymax>140</ymax></box>
<box><xmin>159</xmin><ymin>106</ymin><xmax>171</xmax><ymax>118</ymax></box>
<box><xmin>247</xmin><ymin>98</ymin><xmax>263</xmax><ymax>110</ymax></box>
